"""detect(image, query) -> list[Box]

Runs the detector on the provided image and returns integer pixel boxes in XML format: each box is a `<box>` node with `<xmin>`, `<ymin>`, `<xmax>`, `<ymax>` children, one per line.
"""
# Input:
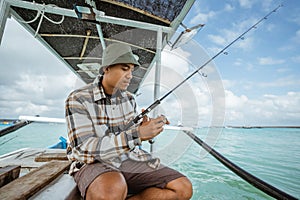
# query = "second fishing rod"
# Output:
<box><xmin>123</xmin><ymin>4</ymin><xmax>283</xmax><ymax>131</ymax></box>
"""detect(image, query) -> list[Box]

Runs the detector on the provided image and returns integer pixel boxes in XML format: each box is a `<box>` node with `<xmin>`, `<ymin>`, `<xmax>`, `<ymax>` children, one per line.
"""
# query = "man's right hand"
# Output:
<box><xmin>138</xmin><ymin>115</ymin><xmax>168</xmax><ymax>141</ymax></box>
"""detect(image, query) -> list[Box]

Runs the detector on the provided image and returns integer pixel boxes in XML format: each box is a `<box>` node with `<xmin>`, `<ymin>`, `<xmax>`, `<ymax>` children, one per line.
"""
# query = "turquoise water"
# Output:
<box><xmin>0</xmin><ymin>124</ymin><xmax>299</xmax><ymax>199</ymax></box>
<box><xmin>0</xmin><ymin>124</ymin><xmax>11</xmax><ymax>130</ymax></box>
<box><xmin>170</xmin><ymin>128</ymin><xmax>300</xmax><ymax>200</ymax></box>
<box><xmin>0</xmin><ymin>123</ymin><xmax>67</xmax><ymax>152</ymax></box>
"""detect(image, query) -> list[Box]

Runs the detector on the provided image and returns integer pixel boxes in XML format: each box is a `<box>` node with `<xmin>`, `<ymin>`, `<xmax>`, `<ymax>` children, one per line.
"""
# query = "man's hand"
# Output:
<box><xmin>138</xmin><ymin>111</ymin><xmax>170</xmax><ymax>141</ymax></box>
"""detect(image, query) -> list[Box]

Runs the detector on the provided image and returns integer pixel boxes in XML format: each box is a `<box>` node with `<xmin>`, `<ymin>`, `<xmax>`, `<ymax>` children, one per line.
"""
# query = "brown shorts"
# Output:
<box><xmin>73</xmin><ymin>159</ymin><xmax>185</xmax><ymax>198</ymax></box>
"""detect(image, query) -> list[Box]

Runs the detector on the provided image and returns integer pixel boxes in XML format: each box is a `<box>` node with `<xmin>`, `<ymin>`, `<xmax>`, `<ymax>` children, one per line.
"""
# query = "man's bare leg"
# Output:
<box><xmin>86</xmin><ymin>172</ymin><xmax>127</xmax><ymax>200</ymax></box>
<box><xmin>127</xmin><ymin>177</ymin><xmax>193</xmax><ymax>200</ymax></box>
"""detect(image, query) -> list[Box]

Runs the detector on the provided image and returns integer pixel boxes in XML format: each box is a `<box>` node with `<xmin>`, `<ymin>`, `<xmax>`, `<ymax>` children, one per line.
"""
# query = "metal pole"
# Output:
<box><xmin>86</xmin><ymin>0</ymin><xmax>106</xmax><ymax>50</ymax></box>
<box><xmin>96</xmin><ymin>24</ymin><xmax>106</xmax><ymax>49</ymax></box>
<box><xmin>150</xmin><ymin>27</ymin><xmax>162</xmax><ymax>153</ymax></box>
<box><xmin>0</xmin><ymin>0</ymin><xmax>10</xmax><ymax>45</ymax></box>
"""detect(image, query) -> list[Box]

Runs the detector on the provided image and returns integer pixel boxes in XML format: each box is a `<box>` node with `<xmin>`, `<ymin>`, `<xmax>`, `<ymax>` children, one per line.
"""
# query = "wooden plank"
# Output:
<box><xmin>0</xmin><ymin>160</ymin><xmax>70</xmax><ymax>200</ymax></box>
<box><xmin>0</xmin><ymin>165</ymin><xmax>21</xmax><ymax>187</ymax></box>
<box><xmin>31</xmin><ymin>174</ymin><xmax>81</xmax><ymax>200</ymax></box>
<box><xmin>34</xmin><ymin>152</ymin><xmax>68</xmax><ymax>162</ymax></box>
<box><xmin>100</xmin><ymin>0</ymin><xmax>171</xmax><ymax>24</ymax></box>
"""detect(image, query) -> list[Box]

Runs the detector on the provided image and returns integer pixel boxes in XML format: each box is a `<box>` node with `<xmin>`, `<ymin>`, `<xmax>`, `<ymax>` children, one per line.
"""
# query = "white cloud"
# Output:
<box><xmin>293</xmin><ymin>29</ymin><xmax>300</xmax><ymax>44</ymax></box>
<box><xmin>15</xmin><ymin>102</ymin><xmax>50</xmax><ymax>116</ymax></box>
<box><xmin>233</xmin><ymin>58</ymin><xmax>254</xmax><ymax>71</ymax></box>
<box><xmin>238</xmin><ymin>0</ymin><xmax>254</xmax><ymax>9</ymax></box>
<box><xmin>206</xmin><ymin>47</ymin><xmax>222</xmax><ymax>56</ymax></box>
<box><xmin>207</xmin><ymin>34</ymin><xmax>226</xmax><ymax>46</ymax></box>
<box><xmin>289</xmin><ymin>11</ymin><xmax>300</xmax><ymax>26</ymax></box>
<box><xmin>226</xmin><ymin>90</ymin><xmax>248</xmax><ymax>109</ymax></box>
<box><xmin>190</xmin><ymin>11</ymin><xmax>216</xmax><ymax>24</ymax></box>
<box><xmin>236</xmin><ymin>36</ymin><xmax>254</xmax><ymax>50</ymax></box>
<box><xmin>207</xmin><ymin>17</ymin><xmax>258</xmax><ymax>53</ymax></box>
<box><xmin>261</xmin><ymin>0</ymin><xmax>274</xmax><ymax>11</ymax></box>
<box><xmin>225</xmin><ymin>91</ymin><xmax>300</xmax><ymax>125</ymax></box>
<box><xmin>161</xmin><ymin>48</ymin><xmax>190</xmax><ymax>75</ymax></box>
<box><xmin>293</xmin><ymin>17</ymin><xmax>300</xmax><ymax>26</ymax></box>
<box><xmin>265</xmin><ymin>23</ymin><xmax>276</xmax><ymax>32</ymax></box>
<box><xmin>258</xmin><ymin>76</ymin><xmax>300</xmax><ymax>88</ymax></box>
<box><xmin>291</xmin><ymin>55</ymin><xmax>300</xmax><ymax>63</ymax></box>
<box><xmin>222</xmin><ymin>79</ymin><xmax>237</xmax><ymax>90</ymax></box>
<box><xmin>263</xmin><ymin>92</ymin><xmax>300</xmax><ymax>112</ymax></box>
<box><xmin>258</xmin><ymin>57</ymin><xmax>285</xmax><ymax>65</ymax></box>
<box><xmin>207</xmin><ymin>30</ymin><xmax>254</xmax><ymax>53</ymax></box>
<box><xmin>278</xmin><ymin>45</ymin><xmax>294</xmax><ymax>52</ymax></box>
<box><xmin>0</xmin><ymin>71</ymin><xmax>82</xmax><ymax>118</ymax></box>
<box><xmin>0</xmin><ymin>18</ymin><xmax>85</xmax><ymax>119</ymax></box>
<box><xmin>229</xmin><ymin>75</ymin><xmax>299</xmax><ymax>91</ymax></box>
<box><xmin>224</xmin><ymin>4</ymin><xmax>234</xmax><ymax>12</ymax></box>
<box><xmin>276</xmin><ymin>67</ymin><xmax>290</xmax><ymax>73</ymax></box>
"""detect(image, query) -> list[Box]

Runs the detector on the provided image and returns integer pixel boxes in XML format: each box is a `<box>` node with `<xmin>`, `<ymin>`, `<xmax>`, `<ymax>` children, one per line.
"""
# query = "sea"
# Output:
<box><xmin>0</xmin><ymin>123</ymin><xmax>299</xmax><ymax>200</ymax></box>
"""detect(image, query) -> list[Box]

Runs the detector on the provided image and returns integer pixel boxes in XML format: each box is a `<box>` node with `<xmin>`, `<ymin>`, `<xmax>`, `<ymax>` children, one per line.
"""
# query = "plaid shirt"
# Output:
<box><xmin>65</xmin><ymin>75</ymin><xmax>159</xmax><ymax>174</ymax></box>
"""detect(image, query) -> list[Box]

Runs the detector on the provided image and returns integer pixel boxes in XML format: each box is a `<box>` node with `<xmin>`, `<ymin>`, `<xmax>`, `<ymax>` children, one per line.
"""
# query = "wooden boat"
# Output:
<box><xmin>0</xmin><ymin>1</ymin><xmax>297</xmax><ymax>199</ymax></box>
<box><xmin>0</xmin><ymin>0</ymin><xmax>196</xmax><ymax>199</ymax></box>
<box><xmin>0</xmin><ymin>148</ymin><xmax>79</xmax><ymax>199</ymax></box>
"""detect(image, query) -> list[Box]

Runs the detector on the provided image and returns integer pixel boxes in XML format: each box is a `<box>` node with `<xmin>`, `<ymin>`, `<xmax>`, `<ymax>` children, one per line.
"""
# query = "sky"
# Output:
<box><xmin>0</xmin><ymin>0</ymin><xmax>299</xmax><ymax>126</ymax></box>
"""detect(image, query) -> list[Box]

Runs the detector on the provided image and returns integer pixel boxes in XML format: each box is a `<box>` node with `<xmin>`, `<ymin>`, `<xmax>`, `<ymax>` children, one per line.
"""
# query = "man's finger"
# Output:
<box><xmin>141</xmin><ymin>109</ymin><xmax>149</xmax><ymax>123</ymax></box>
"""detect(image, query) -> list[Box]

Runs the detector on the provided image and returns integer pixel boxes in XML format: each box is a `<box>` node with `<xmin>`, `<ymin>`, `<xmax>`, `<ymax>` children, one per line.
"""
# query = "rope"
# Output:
<box><xmin>15</xmin><ymin>3</ymin><xmax>64</xmax><ymax>36</ymax></box>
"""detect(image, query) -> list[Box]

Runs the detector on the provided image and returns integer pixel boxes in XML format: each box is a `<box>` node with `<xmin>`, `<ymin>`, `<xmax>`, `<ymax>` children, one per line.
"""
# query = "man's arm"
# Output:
<box><xmin>65</xmin><ymin>93</ymin><xmax>141</xmax><ymax>164</ymax></box>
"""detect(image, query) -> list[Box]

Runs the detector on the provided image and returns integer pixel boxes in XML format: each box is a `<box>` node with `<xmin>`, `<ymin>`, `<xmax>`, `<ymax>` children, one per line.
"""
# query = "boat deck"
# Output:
<box><xmin>0</xmin><ymin>148</ymin><xmax>81</xmax><ymax>199</ymax></box>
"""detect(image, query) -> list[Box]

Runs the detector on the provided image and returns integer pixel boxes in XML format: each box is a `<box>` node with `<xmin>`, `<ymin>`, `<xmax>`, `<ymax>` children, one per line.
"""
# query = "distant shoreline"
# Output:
<box><xmin>197</xmin><ymin>126</ymin><xmax>300</xmax><ymax>129</ymax></box>
<box><xmin>225</xmin><ymin>126</ymin><xmax>300</xmax><ymax>129</ymax></box>
<box><xmin>1</xmin><ymin>119</ymin><xmax>299</xmax><ymax>129</ymax></box>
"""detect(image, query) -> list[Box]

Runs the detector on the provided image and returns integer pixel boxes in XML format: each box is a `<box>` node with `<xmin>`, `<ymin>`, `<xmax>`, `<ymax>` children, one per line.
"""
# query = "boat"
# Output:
<box><xmin>0</xmin><ymin>1</ymin><xmax>297</xmax><ymax>199</ymax></box>
<box><xmin>0</xmin><ymin>0</ymin><xmax>197</xmax><ymax>199</ymax></box>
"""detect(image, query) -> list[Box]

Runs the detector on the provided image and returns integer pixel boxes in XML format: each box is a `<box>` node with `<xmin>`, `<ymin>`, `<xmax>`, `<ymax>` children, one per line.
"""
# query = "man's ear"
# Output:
<box><xmin>103</xmin><ymin>66</ymin><xmax>109</xmax><ymax>73</ymax></box>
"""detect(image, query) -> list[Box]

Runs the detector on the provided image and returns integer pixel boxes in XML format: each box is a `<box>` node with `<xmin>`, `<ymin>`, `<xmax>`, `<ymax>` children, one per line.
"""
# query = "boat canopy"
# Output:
<box><xmin>1</xmin><ymin>0</ymin><xmax>195</xmax><ymax>93</ymax></box>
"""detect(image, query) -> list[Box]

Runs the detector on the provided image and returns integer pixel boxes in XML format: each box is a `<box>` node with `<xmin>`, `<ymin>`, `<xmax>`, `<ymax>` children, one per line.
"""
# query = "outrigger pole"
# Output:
<box><xmin>124</xmin><ymin>4</ymin><xmax>283</xmax><ymax>130</ymax></box>
<box><xmin>184</xmin><ymin>131</ymin><xmax>297</xmax><ymax>200</ymax></box>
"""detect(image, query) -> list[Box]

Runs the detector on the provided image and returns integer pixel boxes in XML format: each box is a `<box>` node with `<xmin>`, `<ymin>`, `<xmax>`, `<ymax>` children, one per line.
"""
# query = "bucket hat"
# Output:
<box><xmin>99</xmin><ymin>43</ymin><xmax>140</xmax><ymax>74</ymax></box>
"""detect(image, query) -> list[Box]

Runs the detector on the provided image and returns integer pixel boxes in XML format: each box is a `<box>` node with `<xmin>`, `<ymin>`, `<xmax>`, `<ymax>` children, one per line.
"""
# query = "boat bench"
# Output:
<box><xmin>0</xmin><ymin>160</ymin><xmax>79</xmax><ymax>200</ymax></box>
<box><xmin>0</xmin><ymin>165</ymin><xmax>21</xmax><ymax>187</ymax></box>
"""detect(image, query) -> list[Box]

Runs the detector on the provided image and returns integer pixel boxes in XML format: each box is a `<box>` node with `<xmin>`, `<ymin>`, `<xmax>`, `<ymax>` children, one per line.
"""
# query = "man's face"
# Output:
<box><xmin>103</xmin><ymin>63</ymin><xmax>134</xmax><ymax>94</ymax></box>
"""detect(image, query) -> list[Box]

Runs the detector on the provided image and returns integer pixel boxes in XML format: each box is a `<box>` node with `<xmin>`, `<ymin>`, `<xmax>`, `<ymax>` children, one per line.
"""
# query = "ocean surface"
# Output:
<box><xmin>0</xmin><ymin>123</ymin><xmax>299</xmax><ymax>199</ymax></box>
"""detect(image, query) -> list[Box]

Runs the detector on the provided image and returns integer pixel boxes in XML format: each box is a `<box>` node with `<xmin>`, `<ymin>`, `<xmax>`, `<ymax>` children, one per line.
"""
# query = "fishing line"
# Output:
<box><xmin>124</xmin><ymin>4</ymin><xmax>283</xmax><ymax>130</ymax></box>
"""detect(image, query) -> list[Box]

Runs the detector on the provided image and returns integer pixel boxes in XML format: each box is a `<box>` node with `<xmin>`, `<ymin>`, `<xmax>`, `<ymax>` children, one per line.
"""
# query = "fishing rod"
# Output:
<box><xmin>184</xmin><ymin>130</ymin><xmax>297</xmax><ymax>200</ymax></box>
<box><xmin>124</xmin><ymin>4</ymin><xmax>283</xmax><ymax>130</ymax></box>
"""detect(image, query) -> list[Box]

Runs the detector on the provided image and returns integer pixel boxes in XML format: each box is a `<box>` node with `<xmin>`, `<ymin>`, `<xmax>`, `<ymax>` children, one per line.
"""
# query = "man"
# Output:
<box><xmin>65</xmin><ymin>43</ymin><xmax>192</xmax><ymax>200</ymax></box>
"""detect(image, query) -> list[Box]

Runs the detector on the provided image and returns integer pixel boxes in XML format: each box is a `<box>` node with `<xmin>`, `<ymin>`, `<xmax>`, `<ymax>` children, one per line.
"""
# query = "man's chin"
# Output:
<box><xmin>118</xmin><ymin>84</ymin><xmax>129</xmax><ymax>91</ymax></box>
<box><xmin>117</xmin><ymin>86</ymin><xmax>128</xmax><ymax>91</ymax></box>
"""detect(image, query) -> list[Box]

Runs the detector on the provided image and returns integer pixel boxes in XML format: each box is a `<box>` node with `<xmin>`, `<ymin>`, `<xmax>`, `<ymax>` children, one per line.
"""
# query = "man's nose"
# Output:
<box><xmin>126</xmin><ymin>71</ymin><xmax>133</xmax><ymax>79</ymax></box>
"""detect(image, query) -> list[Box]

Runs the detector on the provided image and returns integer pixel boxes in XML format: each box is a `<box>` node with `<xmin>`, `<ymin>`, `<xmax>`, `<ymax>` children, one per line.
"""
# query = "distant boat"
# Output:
<box><xmin>0</xmin><ymin>120</ymin><xmax>16</xmax><ymax>125</ymax></box>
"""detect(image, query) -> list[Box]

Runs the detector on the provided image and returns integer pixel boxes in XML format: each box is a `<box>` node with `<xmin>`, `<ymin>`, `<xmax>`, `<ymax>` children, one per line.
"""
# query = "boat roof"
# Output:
<box><xmin>4</xmin><ymin>0</ymin><xmax>195</xmax><ymax>94</ymax></box>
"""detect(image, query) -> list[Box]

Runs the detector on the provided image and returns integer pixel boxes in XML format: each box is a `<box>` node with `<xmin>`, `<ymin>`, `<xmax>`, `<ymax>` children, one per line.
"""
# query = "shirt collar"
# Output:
<box><xmin>93</xmin><ymin>75</ymin><xmax>126</xmax><ymax>102</ymax></box>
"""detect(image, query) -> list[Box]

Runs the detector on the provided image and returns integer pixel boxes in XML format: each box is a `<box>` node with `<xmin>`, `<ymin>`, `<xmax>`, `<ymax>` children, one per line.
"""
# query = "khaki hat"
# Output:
<box><xmin>99</xmin><ymin>43</ymin><xmax>140</xmax><ymax>74</ymax></box>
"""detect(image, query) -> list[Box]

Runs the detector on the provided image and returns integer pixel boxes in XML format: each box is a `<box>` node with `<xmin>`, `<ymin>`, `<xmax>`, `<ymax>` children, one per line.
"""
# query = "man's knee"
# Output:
<box><xmin>88</xmin><ymin>190</ymin><xmax>127</xmax><ymax>200</ymax></box>
<box><xmin>167</xmin><ymin>177</ymin><xmax>193</xmax><ymax>200</ymax></box>
<box><xmin>86</xmin><ymin>172</ymin><xmax>128</xmax><ymax>200</ymax></box>
<box><xmin>180</xmin><ymin>177</ymin><xmax>193</xmax><ymax>199</ymax></box>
